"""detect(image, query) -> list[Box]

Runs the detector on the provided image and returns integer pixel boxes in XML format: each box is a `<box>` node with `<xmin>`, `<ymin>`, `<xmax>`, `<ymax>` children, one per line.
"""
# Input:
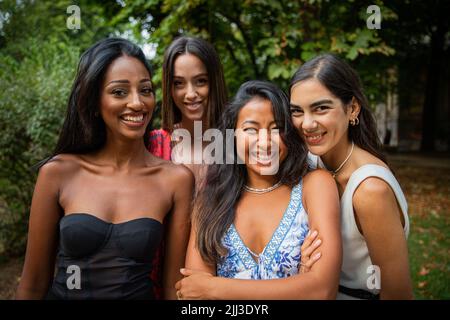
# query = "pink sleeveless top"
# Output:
<box><xmin>147</xmin><ymin>129</ymin><xmax>172</xmax><ymax>299</ymax></box>
<box><xmin>148</xmin><ymin>129</ymin><xmax>172</xmax><ymax>160</ymax></box>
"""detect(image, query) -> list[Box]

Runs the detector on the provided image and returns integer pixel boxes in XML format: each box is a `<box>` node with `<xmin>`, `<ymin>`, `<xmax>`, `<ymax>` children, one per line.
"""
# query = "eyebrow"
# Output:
<box><xmin>310</xmin><ymin>99</ymin><xmax>333</xmax><ymax>107</ymax></box>
<box><xmin>241</xmin><ymin>120</ymin><xmax>276</xmax><ymax>126</ymax></box>
<box><xmin>106</xmin><ymin>79</ymin><xmax>152</xmax><ymax>86</ymax></box>
<box><xmin>290</xmin><ymin>99</ymin><xmax>333</xmax><ymax>109</ymax></box>
<box><xmin>173</xmin><ymin>73</ymin><xmax>208</xmax><ymax>78</ymax></box>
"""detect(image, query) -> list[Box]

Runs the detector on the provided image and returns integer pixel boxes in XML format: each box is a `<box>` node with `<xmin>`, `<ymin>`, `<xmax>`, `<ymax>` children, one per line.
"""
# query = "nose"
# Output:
<box><xmin>185</xmin><ymin>83</ymin><xmax>198</xmax><ymax>101</ymax></box>
<box><xmin>256</xmin><ymin>129</ymin><xmax>271</xmax><ymax>153</ymax></box>
<box><xmin>302</xmin><ymin>113</ymin><xmax>318</xmax><ymax>131</ymax></box>
<box><xmin>127</xmin><ymin>90</ymin><xmax>144</xmax><ymax>111</ymax></box>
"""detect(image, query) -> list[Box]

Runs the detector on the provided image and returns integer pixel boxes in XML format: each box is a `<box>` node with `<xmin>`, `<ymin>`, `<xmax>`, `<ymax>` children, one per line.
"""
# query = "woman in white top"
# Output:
<box><xmin>289</xmin><ymin>54</ymin><xmax>413</xmax><ymax>299</ymax></box>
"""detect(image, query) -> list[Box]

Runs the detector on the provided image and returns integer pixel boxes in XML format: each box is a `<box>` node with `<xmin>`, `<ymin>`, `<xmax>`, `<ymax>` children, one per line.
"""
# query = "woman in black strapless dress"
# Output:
<box><xmin>15</xmin><ymin>38</ymin><xmax>194</xmax><ymax>300</ymax></box>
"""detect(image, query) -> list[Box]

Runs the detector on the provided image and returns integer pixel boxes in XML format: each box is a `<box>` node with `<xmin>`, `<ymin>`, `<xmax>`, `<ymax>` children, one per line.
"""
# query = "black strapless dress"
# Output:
<box><xmin>47</xmin><ymin>213</ymin><xmax>163</xmax><ymax>300</ymax></box>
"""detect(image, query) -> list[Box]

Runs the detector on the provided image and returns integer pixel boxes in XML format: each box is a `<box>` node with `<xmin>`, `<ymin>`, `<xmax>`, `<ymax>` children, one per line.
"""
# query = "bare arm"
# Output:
<box><xmin>353</xmin><ymin>177</ymin><xmax>413</xmax><ymax>299</ymax></box>
<box><xmin>162</xmin><ymin>165</ymin><xmax>194</xmax><ymax>300</ymax></box>
<box><xmin>15</xmin><ymin>161</ymin><xmax>62</xmax><ymax>299</ymax></box>
<box><xmin>185</xmin><ymin>213</ymin><xmax>216</xmax><ymax>275</ymax></box>
<box><xmin>177</xmin><ymin>170</ymin><xmax>342</xmax><ymax>299</ymax></box>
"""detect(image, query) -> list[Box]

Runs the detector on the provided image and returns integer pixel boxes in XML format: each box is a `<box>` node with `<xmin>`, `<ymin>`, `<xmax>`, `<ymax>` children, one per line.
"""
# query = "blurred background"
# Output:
<box><xmin>0</xmin><ymin>0</ymin><xmax>448</xmax><ymax>299</ymax></box>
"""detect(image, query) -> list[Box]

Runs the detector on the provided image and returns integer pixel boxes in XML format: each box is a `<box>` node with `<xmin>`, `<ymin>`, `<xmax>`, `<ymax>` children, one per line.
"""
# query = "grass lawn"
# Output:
<box><xmin>392</xmin><ymin>164</ymin><xmax>450</xmax><ymax>299</ymax></box>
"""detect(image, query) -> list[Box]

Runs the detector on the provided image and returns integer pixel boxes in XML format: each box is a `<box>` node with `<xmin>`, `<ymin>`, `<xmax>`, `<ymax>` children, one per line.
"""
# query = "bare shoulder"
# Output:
<box><xmin>303</xmin><ymin>168</ymin><xmax>335</xmax><ymax>190</ymax></box>
<box><xmin>353</xmin><ymin>176</ymin><xmax>399</xmax><ymax>219</ymax></box>
<box><xmin>302</xmin><ymin>169</ymin><xmax>339</xmax><ymax>213</ymax></box>
<box><xmin>38</xmin><ymin>153</ymin><xmax>82</xmax><ymax>179</ymax></box>
<box><xmin>354</xmin><ymin>176</ymin><xmax>395</xmax><ymax>203</ymax></box>
<box><xmin>160</xmin><ymin>161</ymin><xmax>195</xmax><ymax>187</ymax></box>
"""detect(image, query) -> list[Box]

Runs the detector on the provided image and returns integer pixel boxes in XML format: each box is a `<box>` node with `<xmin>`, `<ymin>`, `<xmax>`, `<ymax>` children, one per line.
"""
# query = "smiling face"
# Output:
<box><xmin>235</xmin><ymin>97</ymin><xmax>287</xmax><ymax>176</ymax></box>
<box><xmin>171</xmin><ymin>53</ymin><xmax>209</xmax><ymax>124</ymax></box>
<box><xmin>100</xmin><ymin>55</ymin><xmax>155</xmax><ymax>141</ymax></box>
<box><xmin>290</xmin><ymin>78</ymin><xmax>352</xmax><ymax>157</ymax></box>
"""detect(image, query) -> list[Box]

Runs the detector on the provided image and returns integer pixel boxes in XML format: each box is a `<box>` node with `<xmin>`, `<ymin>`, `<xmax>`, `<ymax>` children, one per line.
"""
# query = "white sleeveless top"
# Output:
<box><xmin>308</xmin><ymin>153</ymin><xmax>410</xmax><ymax>299</ymax></box>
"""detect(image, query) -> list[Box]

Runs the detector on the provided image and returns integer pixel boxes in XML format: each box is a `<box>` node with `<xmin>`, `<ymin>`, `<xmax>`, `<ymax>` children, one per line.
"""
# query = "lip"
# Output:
<box><xmin>119</xmin><ymin>112</ymin><xmax>148</xmax><ymax>128</ymax></box>
<box><xmin>250</xmin><ymin>150</ymin><xmax>278</xmax><ymax>166</ymax></box>
<box><xmin>184</xmin><ymin>101</ymin><xmax>203</xmax><ymax>111</ymax></box>
<box><xmin>303</xmin><ymin>132</ymin><xmax>326</xmax><ymax>145</ymax></box>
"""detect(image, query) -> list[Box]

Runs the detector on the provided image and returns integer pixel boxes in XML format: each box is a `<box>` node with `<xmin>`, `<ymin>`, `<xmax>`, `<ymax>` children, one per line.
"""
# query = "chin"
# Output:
<box><xmin>185</xmin><ymin>112</ymin><xmax>205</xmax><ymax>122</ymax></box>
<box><xmin>307</xmin><ymin>145</ymin><xmax>328</xmax><ymax>156</ymax></box>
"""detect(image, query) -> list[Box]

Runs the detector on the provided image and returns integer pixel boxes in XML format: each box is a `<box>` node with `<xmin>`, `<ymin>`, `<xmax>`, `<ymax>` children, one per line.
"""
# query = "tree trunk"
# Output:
<box><xmin>420</xmin><ymin>24</ymin><xmax>446</xmax><ymax>152</ymax></box>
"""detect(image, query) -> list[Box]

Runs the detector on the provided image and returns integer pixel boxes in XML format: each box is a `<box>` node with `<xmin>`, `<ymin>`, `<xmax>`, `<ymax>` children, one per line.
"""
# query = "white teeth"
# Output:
<box><xmin>250</xmin><ymin>152</ymin><xmax>274</xmax><ymax>161</ymax></box>
<box><xmin>122</xmin><ymin>114</ymin><xmax>144</xmax><ymax>122</ymax></box>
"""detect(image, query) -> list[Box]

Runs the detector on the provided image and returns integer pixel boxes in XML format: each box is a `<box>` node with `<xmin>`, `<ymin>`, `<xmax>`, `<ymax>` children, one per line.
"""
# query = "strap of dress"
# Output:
<box><xmin>342</xmin><ymin>164</ymin><xmax>409</xmax><ymax>236</ymax></box>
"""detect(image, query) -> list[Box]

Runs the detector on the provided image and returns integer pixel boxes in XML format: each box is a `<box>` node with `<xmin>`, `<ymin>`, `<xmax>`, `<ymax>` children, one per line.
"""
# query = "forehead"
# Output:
<box><xmin>236</xmin><ymin>98</ymin><xmax>275</xmax><ymax>123</ymax></box>
<box><xmin>103</xmin><ymin>55</ymin><xmax>150</xmax><ymax>82</ymax></box>
<box><xmin>290</xmin><ymin>79</ymin><xmax>336</xmax><ymax>103</ymax></box>
<box><xmin>173</xmin><ymin>53</ymin><xmax>207</xmax><ymax>76</ymax></box>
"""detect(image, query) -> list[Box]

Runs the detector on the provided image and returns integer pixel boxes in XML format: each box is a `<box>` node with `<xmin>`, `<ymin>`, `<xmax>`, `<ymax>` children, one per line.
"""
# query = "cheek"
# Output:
<box><xmin>291</xmin><ymin>117</ymin><xmax>302</xmax><ymax>130</ymax></box>
<box><xmin>278</xmin><ymin>141</ymin><xmax>288</xmax><ymax>162</ymax></box>
<box><xmin>172</xmin><ymin>89</ymin><xmax>183</xmax><ymax>106</ymax></box>
<box><xmin>144</xmin><ymin>95</ymin><xmax>156</xmax><ymax>110</ymax></box>
<box><xmin>99</xmin><ymin>97</ymin><xmax>118</xmax><ymax>117</ymax></box>
<box><xmin>235</xmin><ymin>134</ymin><xmax>257</xmax><ymax>162</ymax></box>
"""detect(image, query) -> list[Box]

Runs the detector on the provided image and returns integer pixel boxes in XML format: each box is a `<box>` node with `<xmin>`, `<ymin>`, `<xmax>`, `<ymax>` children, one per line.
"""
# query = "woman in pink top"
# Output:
<box><xmin>148</xmin><ymin>36</ymin><xmax>228</xmax><ymax>298</ymax></box>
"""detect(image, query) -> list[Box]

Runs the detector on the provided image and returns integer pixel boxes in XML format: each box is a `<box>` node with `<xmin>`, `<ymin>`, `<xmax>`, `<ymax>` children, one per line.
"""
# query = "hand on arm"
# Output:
<box><xmin>299</xmin><ymin>229</ymin><xmax>323</xmax><ymax>273</ymax></box>
<box><xmin>177</xmin><ymin>170</ymin><xmax>342</xmax><ymax>300</ymax></box>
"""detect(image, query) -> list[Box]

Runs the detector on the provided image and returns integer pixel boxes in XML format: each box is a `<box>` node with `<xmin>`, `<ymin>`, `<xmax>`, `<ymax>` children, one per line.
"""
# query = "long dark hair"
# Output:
<box><xmin>289</xmin><ymin>54</ymin><xmax>386</xmax><ymax>163</ymax></box>
<box><xmin>162</xmin><ymin>36</ymin><xmax>228</xmax><ymax>132</ymax></box>
<box><xmin>195</xmin><ymin>80</ymin><xmax>308</xmax><ymax>265</ymax></box>
<box><xmin>38</xmin><ymin>37</ymin><xmax>153</xmax><ymax>168</ymax></box>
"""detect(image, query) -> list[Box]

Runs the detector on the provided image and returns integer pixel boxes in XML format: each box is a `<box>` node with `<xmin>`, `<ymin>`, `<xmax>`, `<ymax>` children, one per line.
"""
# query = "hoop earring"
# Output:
<box><xmin>350</xmin><ymin>117</ymin><xmax>359</xmax><ymax>126</ymax></box>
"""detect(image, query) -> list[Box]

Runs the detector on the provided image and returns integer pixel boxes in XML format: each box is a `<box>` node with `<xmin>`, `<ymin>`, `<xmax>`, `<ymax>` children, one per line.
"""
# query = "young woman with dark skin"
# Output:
<box><xmin>15</xmin><ymin>38</ymin><xmax>193</xmax><ymax>300</ymax></box>
<box><xmin>290</xmin><ymin>54</ymin><xmax>413</xmax><ymax>300</ymax></box>
<box><xmin>175</xmin><ymin>81</ymin><xmax>342</xmax><ymax>300</ymax></box>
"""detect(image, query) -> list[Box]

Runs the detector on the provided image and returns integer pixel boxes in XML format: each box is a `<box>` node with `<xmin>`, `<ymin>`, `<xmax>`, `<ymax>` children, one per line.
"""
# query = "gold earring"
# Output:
<box><xmin>350</xmin><ymin>117</ymin><xmax>359</xmax><ymax>126</ymax></box>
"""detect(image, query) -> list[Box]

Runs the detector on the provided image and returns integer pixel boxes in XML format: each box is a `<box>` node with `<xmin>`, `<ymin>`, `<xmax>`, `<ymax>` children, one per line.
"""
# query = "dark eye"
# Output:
<box><xmin>141</xmin><ymin>87</ymin><xmax>154</xmax><ymax>95</ymax></box>
<box><xmin>196</xmin><ymin>78</ymin><xmax>208</xmax><ymax>86</ymax></box>
<box><xmin>112</xmin><ymin>89</ymin><xmax>127</xmax><ymax>97</ymax></box>
<box><xmin>173</xmin><ymin>80</ymin><xmax>183</xmax><ymax>87</ymax></box>
<box><xmin>243</xmin><ymin>128</ymin><xmax>257</xmax><ymax>134</ymax></box>
<box><xmin>290</xmin><ymin>107</ymin><xmax>303</xmax><ymax>116</ymax></box>
<box><xmin>315</xmin><ymin>105</ymin><xmax>330</xmax><ymax>112</ymax></box>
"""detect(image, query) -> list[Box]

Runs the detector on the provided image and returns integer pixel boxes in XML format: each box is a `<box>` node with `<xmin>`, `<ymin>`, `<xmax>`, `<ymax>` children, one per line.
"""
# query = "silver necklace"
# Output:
<box><xmin>243</xmin><ymin>180</ymin><xmax>283</xmax><ymax>194</ymax></box>
<box><xmin>330</xmin><ymin>141</ymin><xmax>354</xmax><ymax>178</ymax></box>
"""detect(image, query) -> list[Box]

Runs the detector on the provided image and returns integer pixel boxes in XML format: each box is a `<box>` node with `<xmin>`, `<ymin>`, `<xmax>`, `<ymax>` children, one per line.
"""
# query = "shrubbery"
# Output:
<box><xmin>0</xmin><ymin>37</ymin><xmax>79</xmax><ymax>259</ymax></box>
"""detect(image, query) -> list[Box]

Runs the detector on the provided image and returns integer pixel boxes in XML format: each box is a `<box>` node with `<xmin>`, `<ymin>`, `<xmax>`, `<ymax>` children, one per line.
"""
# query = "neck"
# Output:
<box><xmin>96</xmin><ymin>133</ymin><xmax>148</xmax><ymax>170</ymax></box>
<box><xmin>245</xmin><ymin>169</ymin><xmax>278</xmax><ymax>189</ymax></box>
<box><xmin>178</xmin><ymin>117</ymin><xmax>208</xmax><ymax>146</ymax></box>
<box><xmin>321</xmin><ymin>138</ymin><xmax>353</xmax><ymax>172</ymax></box>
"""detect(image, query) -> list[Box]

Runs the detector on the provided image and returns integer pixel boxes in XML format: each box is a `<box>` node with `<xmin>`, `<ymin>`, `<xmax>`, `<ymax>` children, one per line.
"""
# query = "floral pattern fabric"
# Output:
<box><xmin>217</xmin><ymin>181</ymin><xmax>309</xmax><ymax>279</ymax></box>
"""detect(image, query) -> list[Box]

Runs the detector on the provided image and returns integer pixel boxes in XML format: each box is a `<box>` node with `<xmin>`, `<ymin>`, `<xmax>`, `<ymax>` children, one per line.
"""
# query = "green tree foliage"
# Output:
<box><xmin>0</xmin><ymin>0</ymin><xmax>120</xmax><ymax>258</ymax></box>
<box><xmin>111</xmin><ymin>0</ymin><xmax>395</xmax><ymax>95</ymax></box>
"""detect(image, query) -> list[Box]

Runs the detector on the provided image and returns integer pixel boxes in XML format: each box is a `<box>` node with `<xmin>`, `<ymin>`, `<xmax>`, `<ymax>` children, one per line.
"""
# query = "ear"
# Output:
<box><xmin>349</xmin><ymin>97</ymin><xmax>361</xmax><ymax>119</ymax></box>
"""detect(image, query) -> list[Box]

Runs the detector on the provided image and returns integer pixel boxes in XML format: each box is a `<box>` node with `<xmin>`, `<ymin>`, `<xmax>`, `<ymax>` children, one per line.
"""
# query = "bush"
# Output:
<box><xmin>0</xmin><ymin>37</ymin><xmax>79</xmax><ymax>258</ymax></box>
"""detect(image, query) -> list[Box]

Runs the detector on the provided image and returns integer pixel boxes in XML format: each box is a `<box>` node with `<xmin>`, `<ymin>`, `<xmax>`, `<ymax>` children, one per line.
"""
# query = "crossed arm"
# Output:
<box><xmin>176</xmin><ymin>169</ymin><xmax>342</xmax><ymax>300</ymax></box>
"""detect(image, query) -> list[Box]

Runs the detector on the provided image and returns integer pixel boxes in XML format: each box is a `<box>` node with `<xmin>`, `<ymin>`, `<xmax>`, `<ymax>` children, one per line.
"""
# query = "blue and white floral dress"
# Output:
<box><xmin>217</xmin><ymin>181</ymin><xmax>309</xmax><ymax>279</ymax></box>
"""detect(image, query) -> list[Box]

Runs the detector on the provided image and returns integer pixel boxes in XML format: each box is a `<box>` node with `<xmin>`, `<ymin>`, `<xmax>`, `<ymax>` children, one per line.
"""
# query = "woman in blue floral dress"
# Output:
<box><xmin>175</xmin><ymin>80</ymin><xmax>342</xmax><ymax>299</ymax></box>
